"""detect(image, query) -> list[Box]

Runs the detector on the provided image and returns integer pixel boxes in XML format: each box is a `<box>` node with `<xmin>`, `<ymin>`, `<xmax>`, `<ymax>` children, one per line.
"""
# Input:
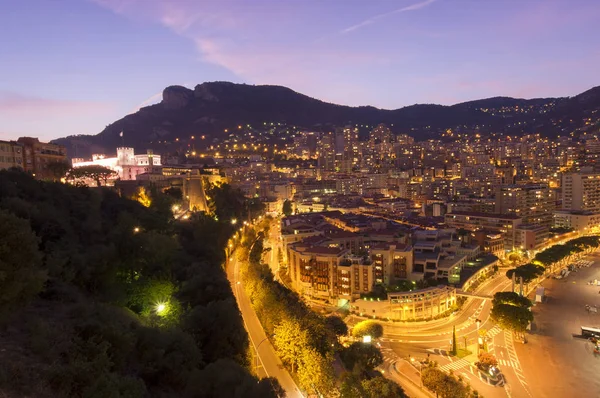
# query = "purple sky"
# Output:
<box><xmin>1</xmin><ymin>0</ymin><xmax>599</xmax><ymax>141</ymax></box>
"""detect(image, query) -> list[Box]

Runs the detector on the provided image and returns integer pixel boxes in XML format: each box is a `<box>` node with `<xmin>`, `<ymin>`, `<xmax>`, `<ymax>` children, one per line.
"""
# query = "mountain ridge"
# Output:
<box><xmin>52</xmin><ymin>82</ymin><xmax>600</xmax><ymax>159</ymax></box>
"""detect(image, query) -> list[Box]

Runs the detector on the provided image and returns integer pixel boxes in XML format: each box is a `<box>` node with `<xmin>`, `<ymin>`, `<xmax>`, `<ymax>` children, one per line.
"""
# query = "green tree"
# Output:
<box><xmin>273</xmin><ymin>317</ymin><xmax>309</xmax><ymax>373</ymax></box>
<box><xmin>282</xmin><ymin>199</ymin><xmax>293</xmax><ymax>216</ymax></box>
<box><xmin>0</xmin><ymin>210</ymin><xmax>47</xmax><ymax>311</ymax></box>
<box><xmin>340</xmin><ymin>342</ymin><xmax>383</xmax><ymax>375</ymax></box>
<box><xmin>45</xmin><ymin>160</ymin><xmax>71</xmax><ymax>181</ymax></box>
<box><xmin>490</xmin><ymin>303</ymin><xmax>533</xmax><ymax>335</ymax></box>
<box><xmin>361</xmin><ymin>376</ymin><xmax>406</xmax><ymax>398</ymax></box>
<box><xmin>422</xmin><ymin>367</ymin><xmax>469</xmax><ymax>398</ymax></box>
<box><xmin>505</xmin><ymin>263</ymin><xmax>544</xmax><ymax>284</ymax></box>
<box><xmin>183</xmin><ymin>359</ymin><xmax>283</xmax><ymax>398</ymax></box>
<box><xmin>352</xmin><ymin>320</ymin><xmax>383</xmax><ymax>339</ymax></box>
<box><xmin>325</xmin><ymin>315</ymin><xmax>349</xmax><ymax>340</ymax></box>
<box><xmin>451</xmin><ymin>325</ymin><xmax>457</xmax><ymax>356</ymax></box>
<box><xmin>339</xmin><ymin>373</ymin><xmax>366</xmax><ymax>398</ymax></box>
<box><xmin>297</xmin><ymin>348</ymin><xmax>335</xmax><ymax>397</ymax></box>
<box><xmin>492</xmin><ymin>291</ymin><xmax>532</xmax><ymax>308</ymax></box>
<box><xmin>68</xmin><ymin>165</ymin><xmax>116</xmax><ymax>187</ymax></box>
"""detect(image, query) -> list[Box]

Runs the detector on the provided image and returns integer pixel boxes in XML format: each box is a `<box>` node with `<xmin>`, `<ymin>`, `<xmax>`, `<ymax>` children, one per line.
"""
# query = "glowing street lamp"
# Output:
<box><xmin>133</xmin><ymin>227</ymin><xmax>140</xmax><ymax>233</ymax></box>
<box><xmin>231</xmin><ymin>219</ymin><xmax>238</xmax><ymax>225</ymax></box>
<box><xmin>155</xmin><ymin>302</ymin><xmax>167</xmax><ymax>315</ymax></box>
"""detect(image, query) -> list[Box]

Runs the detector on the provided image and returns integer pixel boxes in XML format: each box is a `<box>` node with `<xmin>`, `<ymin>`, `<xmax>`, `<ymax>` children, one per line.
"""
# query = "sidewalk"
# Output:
<box><xmin>392</xmin><ymin>360</ymin><xmax>435</xmax><ymax>398</ymax></box>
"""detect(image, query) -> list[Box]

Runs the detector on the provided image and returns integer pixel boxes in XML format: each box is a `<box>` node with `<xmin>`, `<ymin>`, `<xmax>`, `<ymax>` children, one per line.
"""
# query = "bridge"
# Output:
<box><xmin>456</xmin><ymin>289</ymin><xmax>493</xmax><ymax>300</ymax></box>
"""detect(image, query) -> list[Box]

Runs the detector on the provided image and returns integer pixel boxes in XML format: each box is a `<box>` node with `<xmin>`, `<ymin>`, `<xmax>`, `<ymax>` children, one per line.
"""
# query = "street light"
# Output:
<box><xmin>475</xmin><ymin>318</ymin><xmax>482</xmax><ymax>356</ymax></box>
<box><xmin>231</xmin><ymin>218</ymin><xmax>238</xmax><ymax>225</ymax></box>
<box><xmin>410</xmin><ymin>357</ymin><xmax>423</xmax><ymax>387</ymax></box>
<box><xmin>255</xmin><ymin>334</ymin><xmax>275</xmax><ymax>373</ymax></box>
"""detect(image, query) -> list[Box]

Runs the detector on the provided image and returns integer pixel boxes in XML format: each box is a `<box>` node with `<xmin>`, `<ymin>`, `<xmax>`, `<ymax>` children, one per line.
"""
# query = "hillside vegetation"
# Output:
<box><xmin>0</xmin><ymin>170</ymin><xmax>280</xmax><ymax>398</ymax></box>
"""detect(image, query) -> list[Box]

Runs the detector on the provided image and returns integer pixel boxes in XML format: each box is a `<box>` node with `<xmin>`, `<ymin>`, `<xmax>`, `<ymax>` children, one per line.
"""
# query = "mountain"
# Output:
<box><xmin>53</xmin><ymin>82</ymin><xmax>600</xmax><ymax>159</ymax></box>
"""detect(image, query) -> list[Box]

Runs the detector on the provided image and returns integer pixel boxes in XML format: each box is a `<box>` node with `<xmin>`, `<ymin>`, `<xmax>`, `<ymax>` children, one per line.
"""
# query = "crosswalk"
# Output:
<box><xmin>497</xmin><ymin>358</ymin><xmax>513</xmax><ymax>368</ymax></box>
<box><xmin>487</xmin><ymin>325</ymin><xmax>502</xmax><ymax>338</ymax></box>
<box><xmin>439</xmin><ymin>358</ymin><xmax>470</xmax><ymax>372</ymax></box>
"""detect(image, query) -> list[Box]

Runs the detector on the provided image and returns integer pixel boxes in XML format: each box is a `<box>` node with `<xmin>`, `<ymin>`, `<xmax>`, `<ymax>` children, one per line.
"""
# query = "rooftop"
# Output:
<box><xmin>446</xmin><ymin>211</ymin><xmax>522</xmax><ymax>220</ymax></box>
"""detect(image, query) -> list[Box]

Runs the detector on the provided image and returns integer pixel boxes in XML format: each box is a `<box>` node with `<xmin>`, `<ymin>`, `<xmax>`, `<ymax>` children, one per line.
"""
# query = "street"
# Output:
<box><xmin>226</xmin><ymin>249</ymin><xmax>304</xmax><ymax>398</ymax></box>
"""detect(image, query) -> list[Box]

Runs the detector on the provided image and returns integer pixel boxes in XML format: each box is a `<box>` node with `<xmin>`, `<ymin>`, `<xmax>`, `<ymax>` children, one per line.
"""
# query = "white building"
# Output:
<box><xmin>562</xmin><ymin>170</ymin><xmax>600</xmax><ymax>213</ymax></box>
<box><xmin>553</xmin><ymin>210</ymin><xmax>600</xmax><ymax>233</ymax></box>
<box><xmin>72</xmin><ymin>147</ymin><xmax>161</xmax><ymax>181</ymax></box>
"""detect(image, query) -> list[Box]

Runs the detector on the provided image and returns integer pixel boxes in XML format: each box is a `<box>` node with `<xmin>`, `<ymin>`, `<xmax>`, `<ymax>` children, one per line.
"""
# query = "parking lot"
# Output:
<box><xmin>515</xmin><ymin>254</ymin><xmax>600</xmax><ymax>397</ymax></box>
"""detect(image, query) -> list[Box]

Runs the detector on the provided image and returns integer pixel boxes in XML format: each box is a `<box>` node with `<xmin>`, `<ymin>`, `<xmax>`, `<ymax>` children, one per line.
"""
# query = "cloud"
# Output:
<box><xmin>341</xmin><ymin>0</ymin><xmax>437</xmax><ymax>34</ymax></box>
<box><xmin>0</xmin><ymin>93</ymin><xmax>113</xmax><ymax>115</ymax></box>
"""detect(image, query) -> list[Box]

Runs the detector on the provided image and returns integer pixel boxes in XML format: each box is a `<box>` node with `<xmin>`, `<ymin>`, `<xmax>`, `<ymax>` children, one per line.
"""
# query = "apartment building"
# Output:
<box><xmin>495</xmin><ymin>184</ymin><xmax>555</xmax><ymax>228</ymax></box>
<box><xmin>0</xmin><ymin>140</ymin><xmax>24</xmax><ymax>170</ymax></box>
<box><xmin>562</xmin><ymin>170</ymin><xmax>600</xmax><ymax>213</ymax></box>
<box><xmin>445</xmin><ymin>211</ymin><xmax>523</xmax><ymax>251</ymax></box>
<box><xmin>17</xmin><ymin>137</ymin><xmax>67</xmax><ymax>179</ymax></box>
<box><xmin>553</xmin><ymin>210</ymin><xmax>600</xmax><ymax>233</ymax></box>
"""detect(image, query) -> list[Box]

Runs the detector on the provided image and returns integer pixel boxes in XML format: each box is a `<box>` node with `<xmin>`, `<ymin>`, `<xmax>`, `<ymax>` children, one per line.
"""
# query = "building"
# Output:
<box><xmin>495</xmin><ymin>184</ymin><xmax>555</xmax><ymax>227</ymax></box>
<box><xmin>471</xmin><ymin>230</ymin><xmax>505</xmax><ymax>257</ymax></box>
<box><xmin>351</xmin><ymin>285</ymin><xmax>457</xmax><ymax>321</ymax></box>
<box><xmin>370</xmin><ymin>243</ymin><xmax>413</xmax><ymax>284</ymax></box>
<box><xmin>0</xmin><ymin>140</ymin><xmax>24</xmax><ymax>170</ymax></box>
<box><xmin>515</xmin><ymin>224</ymin><xmax>549</xmax><ymax>251</ymax></box>
<box><xmin>287</xmin><ymin>243</ymin><xmax>372</xmax><ymax>301</ymax></box>
<box><xmin>562</xmin><ymin>171</ymin><xmax>600</xmax><ymax>213</ymax></box>
<box><xmin>17</xmin><ymin>137</ymin><xmax>67</xmax><ymax>178</ymax></box>
<box><xmin>72</xmin><ymin>147</ymin><xmax>161</xmax><ymax>182</ymax></box>
<box><xmin>553</xmin><ymin>210</ymin><xmax>600</xmax><ymax>234</ymax></box>
<box><xmin>445</xmin><ymin>211</ymin><xmax>523</xmax><ymax>251</ymax></box>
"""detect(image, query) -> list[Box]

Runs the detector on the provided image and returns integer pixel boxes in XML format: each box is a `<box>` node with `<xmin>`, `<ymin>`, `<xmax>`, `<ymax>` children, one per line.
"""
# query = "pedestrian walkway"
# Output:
<box><xmin>487</xmin><ymin>325</ymin><xmax>502</xmax><ymax>338</ymax></box>
<box><xmin>439</xmin><ymin>358</ymin><xmax>470</xmax><ymax>372</ymax></box>
<box><xmin>497</xmin><ymin>358</ymin><xmax>513</xmax><ymax>368</ymax></box>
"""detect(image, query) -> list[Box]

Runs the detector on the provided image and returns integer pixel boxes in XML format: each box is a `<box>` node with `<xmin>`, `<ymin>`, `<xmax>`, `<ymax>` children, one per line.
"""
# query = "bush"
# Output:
<box><xmin>352</xmin><ymin>320</ymin><xmax>384</xmax><ymax>339</ymax></box>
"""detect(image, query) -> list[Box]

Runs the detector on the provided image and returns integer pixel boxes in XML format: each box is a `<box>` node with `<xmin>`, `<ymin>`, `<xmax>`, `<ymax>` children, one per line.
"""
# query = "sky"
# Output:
<box><xmin>1</xmin><ymin>0</ymin><xmax>599</xmax><ymax>141</ymax></box>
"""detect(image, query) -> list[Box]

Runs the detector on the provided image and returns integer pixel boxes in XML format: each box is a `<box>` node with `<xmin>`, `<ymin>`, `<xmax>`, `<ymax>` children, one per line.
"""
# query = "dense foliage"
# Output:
<box><xmin>490</xmin><ymin>291</ymin><xmax>533</xmax><ymax>336</ymax></box>
<box><xmin>0</xmin><ymin>170</ymin><xmax>280</xmax><ymax>398</ymax></box>
<box><xmin>533</xmin><ymin>236</ymin><xmax>600</xmax><ymax>267</ymax></box>
<box><xmin>351</xmin><ymin>320</ymin><xmax>384</xmax><ymax>339</ymax></box>
<box><xmin>238</xmin><ymin>222</ymin><xmax>336</xmax><ymax>395</ymax></box>
<box><xmin>422</xmin><ymin>365</ymin><xmax>480</xmax><ymax>398</ymax></box>
<box><xmin>506</xmin><ymin>263</ymin><xmax>544</xmax><ymax>284</ymax></box>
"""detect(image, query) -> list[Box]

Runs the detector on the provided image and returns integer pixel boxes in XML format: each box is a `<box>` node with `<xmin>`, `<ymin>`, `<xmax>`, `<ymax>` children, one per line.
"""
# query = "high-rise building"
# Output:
<box><xmin>317</xmin><ymin>132</ymin><xmax>335</xmax><ymax>171</ymax></box>
<box><xmin>17</xmin><ymin>137</ymin><xmax>67</xmax><ymax>179</ymax></box>
<box><xmin>0</xmin><ymin>140</ymin><xmax>24</xmax><ymax>170</ymax></box>
<box><xmin>562</xmin><ymin>170</ymin><xmax>600</xmax><ymax>213</ymax></box>
<box><xmin>495</xmin><ymin>184</ymin><xmax>555</xmax><ymax>227</ymax></box>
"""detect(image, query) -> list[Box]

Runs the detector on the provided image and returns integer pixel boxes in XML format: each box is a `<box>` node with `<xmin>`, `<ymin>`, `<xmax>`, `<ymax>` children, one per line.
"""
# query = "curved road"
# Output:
<box><xmin>226</xmin><ymin>252</ymin><xmax>304</xmax><ymax>398</ymax></box>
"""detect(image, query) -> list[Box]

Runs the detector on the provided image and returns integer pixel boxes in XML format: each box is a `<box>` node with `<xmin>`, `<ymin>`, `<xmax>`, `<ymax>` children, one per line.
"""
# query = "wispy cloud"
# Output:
<box><xmin>341</xmin><ymin>0</ymin><xmax>437</xmax><ymax>34</ymax></box>
<box><xmin>0</xmin><ymin>93</ymin><xmax>113</xmax><ymax>115</ymax></box>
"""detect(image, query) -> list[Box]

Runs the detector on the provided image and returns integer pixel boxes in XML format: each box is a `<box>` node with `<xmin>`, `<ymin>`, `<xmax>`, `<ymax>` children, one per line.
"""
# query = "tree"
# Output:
<box><xmin>352</xmin><ymin>320</ymin><xmax>383</xmax><ymax>339</ymax></box>
<box><xmin>505</xmin><ymin>263</ymin><xmax>544</xmax><ymax>284</ymax></box>
<box><xmin>340</xmin><ymin>373</ymin><xmax>365</xmax><ymax>398</ymax></box>
<box><xmin>45</xmin><ymin>161</ymin><xmax>71</xmax><ymax>181</ymax></box>
<box><xmin>69</xmin><ymin>165</ymin><xmax>116</xmax><ymax>187</ymax></box>
<box><xmin>282</xmin><ymin>199</ymin><xmax>293</xmax><ymax>216</ymax></box>
<box><xmin>273</xmin><ymin>317</ymin><xmax>310</xmax><ymax>373</ymax></box>
<box><xmin>183</xmin><ymin>359</ymin><xmax>283</xmax><ymax>398</ymax></box>
<box><xmin>492</xmin><ymin>291</ymin><xmax>532</xmax><ymax>309</ymax></box>
<box><xmin>361</xmin><ymin>376</ymin><xmax>406</xmax><ymax>398</ymax></box>
<box><xmin>451</xmin><ymin>325</ymin><xmax>457</xmax><ymax>356</ymax></box>
<box><xmin>297</xmin><ymin>348</ymin><xmax>335</xmax><ymax>397</ymax></box>
<box><xmin>475</xmin><ymin>352</ymin><xmax>498</xmax><ymax>371</ymax></box>
<box><xmin>0</xmin><ymin>210</ymin><xmax>47</xmax><ymax>311</ymax></box>
<box><xmin>422</xmin><ymin>367</ymin><xmax>469</xmax><ymax>398</ymax></box>
<box><xmin>325</xmin><ymin>315</ymin><xmax>348</xmax><ymax>340</ymax></box>
<box><xmin>490</xmin><ymin>303</ymin><xmax>533</xmax><ymax>335</ymax></box>
<box><xmin>340</xmin><ymin>342</ymin><xmax>383</xmax><ymax>374</ymax></box>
